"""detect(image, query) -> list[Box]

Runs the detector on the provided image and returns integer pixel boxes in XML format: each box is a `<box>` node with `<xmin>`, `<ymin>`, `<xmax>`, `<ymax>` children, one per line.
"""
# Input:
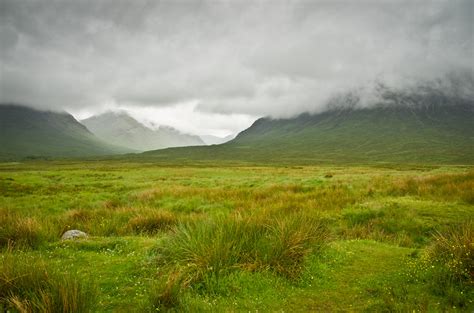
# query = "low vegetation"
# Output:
<box><xmin>0</xmin><ymin>209</ymin><xmax>43</xmax><ymax>249</ymax></box>
<box><xmin>0</xmin><ymin>251</ymin><xmax>95</xmax><ymax>312</ymax></box>
<box><xmin>0</xmin><ymin>161</ymin><xmax>472</xmax><ymax>311</ymax></box>
<box><xmin>425</xmin><ymin>223</ymin><xmax>473</xmax><ymax>305</ymax></box>
<box><xmin>151</xmin><ymin>212</ymin><xmax>328</xmax><ymax>309</ymax></box>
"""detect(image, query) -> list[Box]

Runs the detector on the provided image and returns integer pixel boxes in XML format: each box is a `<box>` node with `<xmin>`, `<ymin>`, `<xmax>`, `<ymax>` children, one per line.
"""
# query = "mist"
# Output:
<box><xmin>1</xmin><ymin>0</ymin><xmax>472</xmax><ymax>134</ymax></box>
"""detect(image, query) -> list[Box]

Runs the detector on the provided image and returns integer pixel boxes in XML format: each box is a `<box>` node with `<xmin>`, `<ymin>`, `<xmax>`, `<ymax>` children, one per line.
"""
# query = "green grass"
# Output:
<box><xmin>1</xmin><ymin>250</ymin><xmax>96</xmax><ymax>312</ymax></box>
<box><xmin>0</xmin><ymin>161</ymin><xmax>473</xmax><ymax>311</ymax></box>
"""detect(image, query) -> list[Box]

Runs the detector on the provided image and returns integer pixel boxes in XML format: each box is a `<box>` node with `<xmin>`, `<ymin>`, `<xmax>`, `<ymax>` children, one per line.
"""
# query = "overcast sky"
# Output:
<box><xmin>1</xmin><ymin>0</ymin><xmax>472</xmax><ymax>136</ymax></box>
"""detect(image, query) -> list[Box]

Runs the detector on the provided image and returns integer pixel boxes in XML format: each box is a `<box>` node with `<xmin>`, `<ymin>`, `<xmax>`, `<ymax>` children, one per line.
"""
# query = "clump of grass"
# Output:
<box><xmin>0</xmin><ymin>252</ymin><xmax>95</xmax><ymax>312</ymax></box>
<box><xmin>150</xmin><ymin>212</ymin><xmax>328</xmax><ymax>309</ymax></box>
<box><xmin>420</xmin><ymin>222</ymin><xmax>474</xmax><ymax>307</ymax></box>
<box><xmin>148</xmin><ymin>272</ymin><xmax>182</xmax><ymax>310</ymax></box>
<box><xmin>0</xmin><ymin>209</ymin><xmax>43</xmax><ymax>249</ymax></box>
<box><xmin>127</xmin><ymin>211</ymin><xmax>178</xmax><ymax>235</ymax></box>
<box><xmin>426</xmin><ymin>222</ymin><xmax>473</xmax><ymax>285</ymax></box>
<box><xmin>262</xmin><ymin>213</ymin><xmax>327</xmax><ymax>278</ymax></box>
<box><xmin>65</xmin><ymin>209</ymin><xmax>93</xmax><ymax>223</ymax></box>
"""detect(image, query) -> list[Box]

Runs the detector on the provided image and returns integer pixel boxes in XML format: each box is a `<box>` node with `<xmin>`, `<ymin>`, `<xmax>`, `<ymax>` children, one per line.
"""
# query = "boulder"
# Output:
<box><xmin>61</xmin><ymin>229</ymin><xmax>88</xmax><ymax>240</ymax></box>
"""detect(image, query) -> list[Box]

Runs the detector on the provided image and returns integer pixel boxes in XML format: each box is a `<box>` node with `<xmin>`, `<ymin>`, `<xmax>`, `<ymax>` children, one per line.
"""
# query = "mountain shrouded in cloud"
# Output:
<box><xmin>142</xmin><ymin>87</ymin><xmax>474</xmax><ymax>164</ymax></box>
<box><xmin>81</xmin><ymin>111</ymin><xmax>205</xmax><ymax>151</ymax></box>
<box><xmin>0</xmin><ymin>104</ymin><xmax>132</xmax><ymax>159</ymax></box>
<box><xmin>0</xmin><ymin>0</ymin><xmax>472</xmax><ymax>137</ymax></box>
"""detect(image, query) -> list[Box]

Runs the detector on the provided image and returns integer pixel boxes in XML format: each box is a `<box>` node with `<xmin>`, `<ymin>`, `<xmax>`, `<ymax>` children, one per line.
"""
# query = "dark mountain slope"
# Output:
<box><xmin>0</xmin><ymin>104</ymin><xmax>131</xmax><ymax>159</ymax></box>
<box><xmin>141</xmin><ymin>94</ymin><xmax>474</xmax><ymax>164</ymax></box>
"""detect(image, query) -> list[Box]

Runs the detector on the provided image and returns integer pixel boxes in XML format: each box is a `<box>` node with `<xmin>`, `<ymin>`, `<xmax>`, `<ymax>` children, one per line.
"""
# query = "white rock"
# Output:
<box><xmin>61</xmin><ymin>229</ymin><xmax>88</xmax><ymax>240</ymax></box>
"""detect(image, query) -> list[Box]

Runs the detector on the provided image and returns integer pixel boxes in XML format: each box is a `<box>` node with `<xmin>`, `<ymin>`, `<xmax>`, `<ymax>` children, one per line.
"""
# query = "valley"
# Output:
<box><xmin>1</xmin><ymin>161</ymin><xmax>472</xmax><ymax>311</ymax></box>
<box><xmin>1</xmin><ymin>1</ymin><xmax>472</xmax><ymax>311</ymax></box>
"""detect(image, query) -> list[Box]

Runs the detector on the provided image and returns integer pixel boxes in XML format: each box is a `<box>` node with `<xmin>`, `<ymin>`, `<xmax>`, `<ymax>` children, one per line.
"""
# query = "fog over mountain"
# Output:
<box><xmin>81</xmin><ymin>111</ymin><xmax>205</xmax><ymax>151</ymax></box>
<box><xmin>1</xmin><ymin>0</ymin><xmax>472</xmax><ymax>135</ymax></box>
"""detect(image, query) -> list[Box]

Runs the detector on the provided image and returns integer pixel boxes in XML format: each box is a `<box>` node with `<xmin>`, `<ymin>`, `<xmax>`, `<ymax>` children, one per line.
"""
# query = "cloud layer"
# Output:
<box><xmin>1</xmin><ymin>0</ymin><xmax>472</xmax><ymax>133</ymax></box>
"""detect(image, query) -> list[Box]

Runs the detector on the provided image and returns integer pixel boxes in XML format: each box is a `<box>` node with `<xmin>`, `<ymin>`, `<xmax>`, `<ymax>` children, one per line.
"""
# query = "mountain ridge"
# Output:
<box><xmin>0</xmin><ymin>104</ymin><xmax>131</xmax><ymax>159</ymax></box>
<box><xmin>141</xmin><ymin>91</ymin><xmax>474</xmax><ymax>164</ymax></box>
<box><xmin>81</xmin><ymin>111</ymin><xmax>205</xmax><ymax>152</ymax></box>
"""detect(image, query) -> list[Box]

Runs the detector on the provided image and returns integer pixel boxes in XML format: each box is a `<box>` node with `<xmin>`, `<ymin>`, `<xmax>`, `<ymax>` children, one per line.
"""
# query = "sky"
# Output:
<box><xmin>1</xmin><ymin>0</ymin><xmax>473</xmax><ymax>136</ymax></box>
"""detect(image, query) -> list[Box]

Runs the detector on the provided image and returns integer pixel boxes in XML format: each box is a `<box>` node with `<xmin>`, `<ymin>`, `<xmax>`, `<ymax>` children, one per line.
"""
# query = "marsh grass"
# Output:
<box><xmin>339</xmin><ymin>203</ymin><xmax>437</xmax><ymax>247</ymax></box>
<box><xmin>426</xmin><ymin>222</ymin><xmax>473</xmax><ymax>287</ymax></box>
<box><xmin>148</xmin><ymin>272</ymin><xmax>182</xmax><ymax>310</ymax></box>
<box><xmin>0</xmin><ymin>251</ymin><xmax>95</xmax><ymax>312</ymax></box>
<box><xmin>150</xmin><ymin>211</ymin><xmax>328</xmax><ymax>309</ymax></box>
<box><xmin>385</xmin><ymin>223</ymin><xmax>474</xmax><ymax>310</ymax></box>
<box><xmin>126</xmin><ymin>210</ymin><xmax>178</xmax><ymax>234</ymax></box>
<box><xmin>0</xmin><ymin>209</ymin><xmax>43</xmax><ymax>249</ymax></box>
<box><xmin>59</xmin><ymin>207</ymin><xmax>181</xmax><ymax>237</ymax></box>
<box><xmin>136</xmin><ymin>182</ymin><xmax>361</xmax><ymax>214</ymax></box>
<box><xmin>388</xmin><ymin>170</ymin><xmax>474</xmax><ymax>204</ymax></box>
<box><xmin>1</xmin><ymin>162</ymin><xmax>473</xmax><ymax>311</ymax></box>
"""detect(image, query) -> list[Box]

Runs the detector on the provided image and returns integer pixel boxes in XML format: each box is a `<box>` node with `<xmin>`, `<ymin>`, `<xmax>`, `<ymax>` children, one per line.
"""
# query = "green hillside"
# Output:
<box><xmin>142</xmin><ymin>95</ymin><xmax>474</xmax><ymax>164</ymax></box>
<box><xmin>81</xmin><ymin>111</ymin><xmax>204</xmax><ymax>151</ymax></box>
<box><xmin>0</xmin><ymin>104</ymin><xmax>132</xmax><ymax>159</ymax></box>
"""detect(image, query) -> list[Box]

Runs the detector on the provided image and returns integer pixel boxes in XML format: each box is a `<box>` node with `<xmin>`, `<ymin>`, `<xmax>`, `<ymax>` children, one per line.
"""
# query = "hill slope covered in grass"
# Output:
<box><xmin>142</xmin><ymin>91</ymin><xmax>474</xmax><ymax>164</ymax></box>
<box><xmin>81</xmin><ymin>111</ymin><xmax>205</xmax><ymax>151</ymax></box>
<box><xmin>0</xmin><ymin>104</ymin><xmax>131</xmax><ymax>159</ymax></box>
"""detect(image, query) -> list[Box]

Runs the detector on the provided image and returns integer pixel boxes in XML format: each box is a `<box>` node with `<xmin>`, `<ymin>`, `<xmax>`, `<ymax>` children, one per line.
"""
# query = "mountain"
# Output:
<box><xmin>141</xmin><ymin>90</ymin><xmax>474</xmax><ymax>164</ymax></box>
<box><xmin>201</xmin><ymin>134</ymin><xmax>236</xmax><ymax>145</ymax></box>
<box><xmin>81</xmin><ymin>111</ymin><xmax>204</xmax><ymax>152</ymax></box>
<box><xmin>0</xmin><ymin>104</ymin><xmax>131</xmax><ymax>159</ymax></box>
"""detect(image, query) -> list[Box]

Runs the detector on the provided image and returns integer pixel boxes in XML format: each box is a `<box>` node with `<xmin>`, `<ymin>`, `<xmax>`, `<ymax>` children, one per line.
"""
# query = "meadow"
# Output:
<box><xmin>0</xmin><ymin>161</ymin><xmax>473</xmax><ymax>312</ymax></box>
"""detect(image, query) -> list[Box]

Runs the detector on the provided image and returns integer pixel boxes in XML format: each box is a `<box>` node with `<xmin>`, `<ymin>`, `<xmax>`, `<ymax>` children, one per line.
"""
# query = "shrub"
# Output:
<box><xmin>0</xmin><ymin>252</ymin><xmax>95</xmax><ymax>312</ymax></box>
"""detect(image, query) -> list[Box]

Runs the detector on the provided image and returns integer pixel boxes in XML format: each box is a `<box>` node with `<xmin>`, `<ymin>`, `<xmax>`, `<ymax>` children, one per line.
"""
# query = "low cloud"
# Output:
<box><xmin>1</xmin><ymin>0</ymin><xmax>472</xmax><ymax>132</ymax></box>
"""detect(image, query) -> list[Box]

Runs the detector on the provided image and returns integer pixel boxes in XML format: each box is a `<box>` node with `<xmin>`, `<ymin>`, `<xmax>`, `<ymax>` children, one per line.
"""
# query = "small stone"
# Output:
<box><xmin>61</xmin><ymin>229</ymin><xmax>88</xmax><ymax>240</ymax></box>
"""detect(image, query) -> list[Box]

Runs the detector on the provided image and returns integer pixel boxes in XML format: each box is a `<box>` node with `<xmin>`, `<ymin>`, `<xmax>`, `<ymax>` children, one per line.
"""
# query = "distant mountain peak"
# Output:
<box><xmin>0</xmin><ymin>104</ymin><xmax>130</xmax><ymax>159</ymax></box>
<box><xmin>142</xmin><ymin>89</ymin><xmax>474</xmax><ymax>164</ymax></box>
<box><xmin>81</xmin><ymin>110</ymin><xmax>204</xmax><ymax>151</ymax></box>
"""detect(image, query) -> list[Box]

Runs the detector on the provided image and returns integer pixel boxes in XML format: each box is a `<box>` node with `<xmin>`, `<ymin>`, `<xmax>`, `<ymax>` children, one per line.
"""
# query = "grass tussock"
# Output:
<box><xmin>126</xmin><ymin>211</ymin><xmax>178</xmax><ymax>234</ymax></box>
<box><xmin>0</xmin><ymin>209</ymin><xmax>43</xmax><ymax>249</ymax></box>
<box><xmin>150</xmin><ymin>212</ymin><xmax>328</xmax><ymax>309</ymax></box>
<box><xmin>148</xmin><ymin>272</ymin><xmax>182</xmax><ymax>310</ymax></box>
<box><xmin>0</xmin><ymin>252</ymin><xmax>95</xmax><ymax>312</ymax></box>
<box><xmin>426</xmin><ymin>222</ymin><xmax>473</xmax><ymax>286</ymax></box>
<box><xmin>405</xmin><ymin>222</ymin><xmax>474</xmax><ymax>308</ymax></box>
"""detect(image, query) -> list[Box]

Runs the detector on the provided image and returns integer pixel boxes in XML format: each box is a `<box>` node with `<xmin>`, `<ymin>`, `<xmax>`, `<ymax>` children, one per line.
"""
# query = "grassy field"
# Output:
<box><xmin>0</xmin><ymin>161</ymin><xmax>473</xmax><ymax>312</ymax></box>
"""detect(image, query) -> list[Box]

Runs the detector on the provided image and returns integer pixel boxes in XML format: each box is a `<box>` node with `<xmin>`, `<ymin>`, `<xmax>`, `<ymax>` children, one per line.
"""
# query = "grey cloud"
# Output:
<box><xmin>0</xmin><ymin>0</ymin><xmax>472</xmax><ymax>119</ymax></box>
